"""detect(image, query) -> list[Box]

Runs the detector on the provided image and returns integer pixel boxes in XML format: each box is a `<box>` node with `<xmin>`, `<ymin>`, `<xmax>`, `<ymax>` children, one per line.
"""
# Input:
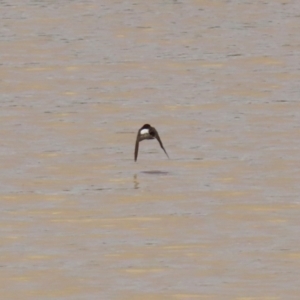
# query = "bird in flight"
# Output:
<box><xmin>134</xmin><ymin>124</ymin><xmax>169</xmax><ymax>161</ymax></box>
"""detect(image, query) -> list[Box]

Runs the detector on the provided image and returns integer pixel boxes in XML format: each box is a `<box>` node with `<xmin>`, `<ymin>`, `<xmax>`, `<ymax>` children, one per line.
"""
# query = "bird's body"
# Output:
<box><xmin>134</xmin><ymin>124</ymin><xmax>169</xmax><ymax>161</ymax></box>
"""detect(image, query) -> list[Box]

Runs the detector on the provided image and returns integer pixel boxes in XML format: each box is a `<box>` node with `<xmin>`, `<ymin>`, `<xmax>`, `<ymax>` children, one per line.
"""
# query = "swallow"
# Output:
<box><xmin>134</xmin><ymin>124</ymin><xmax>169</xmax><ymax>161</ymax></box>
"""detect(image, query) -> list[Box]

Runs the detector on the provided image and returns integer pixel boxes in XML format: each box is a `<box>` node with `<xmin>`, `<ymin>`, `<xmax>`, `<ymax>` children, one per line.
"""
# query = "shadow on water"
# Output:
<box><xmin>141</xmin><ymin>170</ymin><xmax>170</xmax><ymax>175</ymax></box>
<box><xmin>133</xmin><ymin>171</ymin><xmax>170</xmax><ymax>189</ymax></box>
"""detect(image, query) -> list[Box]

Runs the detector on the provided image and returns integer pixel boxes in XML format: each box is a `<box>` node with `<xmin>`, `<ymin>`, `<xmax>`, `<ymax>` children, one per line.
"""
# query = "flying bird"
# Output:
<box><xmin>134</xmin><ymin>124</ymin><xmax>169</xmax><ymax>161</ymax></box>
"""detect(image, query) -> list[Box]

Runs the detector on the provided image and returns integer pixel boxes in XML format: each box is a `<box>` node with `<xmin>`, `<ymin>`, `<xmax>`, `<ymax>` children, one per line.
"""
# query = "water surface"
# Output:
<box><xmin>1</xmin><ymin>1</ymin><xmax>300</xmax><ymax>299</ymax></box>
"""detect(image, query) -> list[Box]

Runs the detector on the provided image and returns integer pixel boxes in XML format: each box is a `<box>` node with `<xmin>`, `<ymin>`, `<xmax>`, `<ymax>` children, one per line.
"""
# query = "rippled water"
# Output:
<box><xmin>1</xmin><ymin>1</ymin><xmax>300</xmax><ymax>299</ymax></box>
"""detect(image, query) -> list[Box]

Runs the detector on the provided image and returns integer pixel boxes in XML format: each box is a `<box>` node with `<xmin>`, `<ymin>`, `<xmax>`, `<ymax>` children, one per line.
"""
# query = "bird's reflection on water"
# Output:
<box><xmin>133</xmin><ymin>174</ymin><xmax>139</xmax><ymax>189</ymax></box>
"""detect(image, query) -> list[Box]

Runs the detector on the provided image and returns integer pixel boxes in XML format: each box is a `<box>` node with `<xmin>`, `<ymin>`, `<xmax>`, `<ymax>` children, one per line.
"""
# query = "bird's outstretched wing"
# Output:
<box><xmin>153</xmin><ymin>127</ymin><xmax>169</xmax><ymax>159</ymax></box>
<box><xmin>134</xmin><ymin>132</ymin><xmax>140</xmax><ymax>161</ymax></box>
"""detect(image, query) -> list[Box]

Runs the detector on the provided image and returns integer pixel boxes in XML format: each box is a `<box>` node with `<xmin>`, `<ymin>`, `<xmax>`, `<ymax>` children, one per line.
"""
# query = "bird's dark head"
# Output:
<box><xmin>141</xmin><ymin>124</ymin><xmax>151</xmax><ymax>129</ymax></box>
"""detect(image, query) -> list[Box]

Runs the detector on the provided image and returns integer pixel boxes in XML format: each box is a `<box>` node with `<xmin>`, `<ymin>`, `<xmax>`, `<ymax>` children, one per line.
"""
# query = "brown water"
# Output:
<box><xmin>1</xmin><ymin>1</ymin><xmax>300</xmax><ymax>299</ymax></box>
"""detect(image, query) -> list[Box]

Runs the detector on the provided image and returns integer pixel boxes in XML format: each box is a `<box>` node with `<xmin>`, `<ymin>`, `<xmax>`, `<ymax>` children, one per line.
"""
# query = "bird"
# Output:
<box><xmin>134</xmin><ymin>124</ymin><xmax>169</xmax><ymax>161</ymax></box>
